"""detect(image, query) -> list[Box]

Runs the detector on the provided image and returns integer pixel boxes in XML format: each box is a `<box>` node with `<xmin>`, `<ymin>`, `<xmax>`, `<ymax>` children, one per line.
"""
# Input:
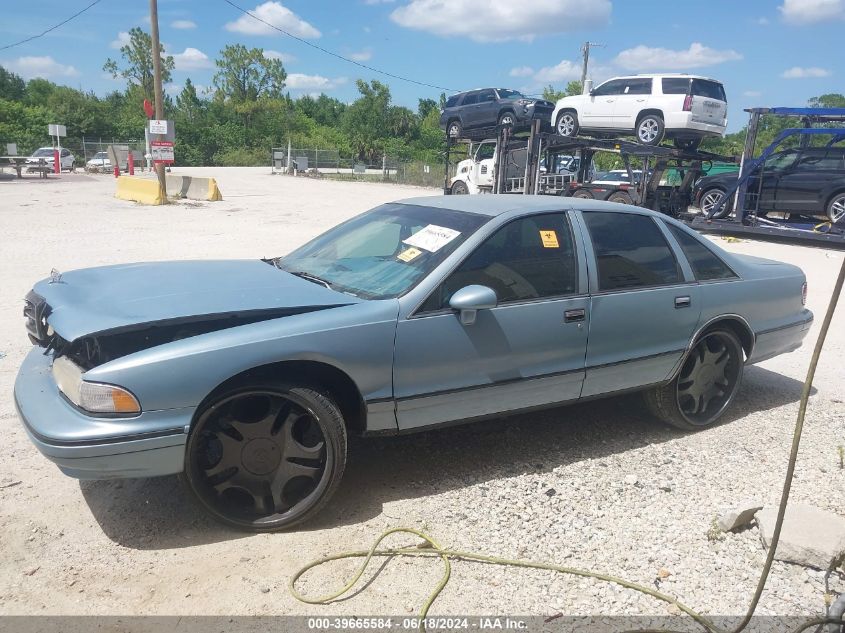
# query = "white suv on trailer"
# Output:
<box><xmin>551</xmin><ymin>74</ymin><xmax>728</xmax><ymax>149</ymax></box>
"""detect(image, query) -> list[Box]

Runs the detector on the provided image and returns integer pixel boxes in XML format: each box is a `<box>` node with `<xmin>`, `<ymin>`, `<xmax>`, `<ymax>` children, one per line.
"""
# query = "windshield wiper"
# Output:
<box><xmin>288</xmin><ymin>270</ymin><xmax>333</xmax><ymax>289</ymax></box>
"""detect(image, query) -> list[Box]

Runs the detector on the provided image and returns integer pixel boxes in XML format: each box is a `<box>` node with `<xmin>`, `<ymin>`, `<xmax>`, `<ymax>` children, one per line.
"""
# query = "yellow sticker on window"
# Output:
<box><xmin>540</xmin><ymin>230</ymin><xmax>559</xmax><ymax>248</ymax></box>
<box><xmin>397</xmin><ymin>247</ymin><xmax>423</xmax><ymax>262</ymax></box>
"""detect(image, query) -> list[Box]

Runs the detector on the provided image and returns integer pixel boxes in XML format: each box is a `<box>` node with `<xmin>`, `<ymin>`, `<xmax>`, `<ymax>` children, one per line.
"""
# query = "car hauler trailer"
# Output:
<box><xmin>691</xmin><ymin>107</ymin><xmax>845</xmax><ymax>248</ymax></box>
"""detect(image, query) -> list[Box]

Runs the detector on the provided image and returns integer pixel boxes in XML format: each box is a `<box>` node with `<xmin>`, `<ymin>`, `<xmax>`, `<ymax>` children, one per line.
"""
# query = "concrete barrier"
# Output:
<box><xmin>115</xmin><ymin>176</ymin><xmax>165</xmax><ymax>205</ymax></box>
<box><xmin>165</xmin><ymin>175</ymin><xmax>223</xmax><ymax>201</ymax></box>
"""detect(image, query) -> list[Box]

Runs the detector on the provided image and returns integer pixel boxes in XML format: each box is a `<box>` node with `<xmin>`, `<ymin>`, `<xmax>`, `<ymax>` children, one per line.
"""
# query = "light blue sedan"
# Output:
<box><xmin>14</xmin><ymin>196</ymin><xmax>813</xmax><ymax>531</ymax></box>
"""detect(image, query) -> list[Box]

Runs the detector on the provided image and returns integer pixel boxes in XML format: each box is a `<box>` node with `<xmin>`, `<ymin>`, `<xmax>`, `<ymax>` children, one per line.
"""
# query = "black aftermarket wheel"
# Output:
<box><xmin>183</xmin><ymin>382</ymin><xmax>347</xmax><ymax>531</ymax></box>
<box><xmin>644</xmin><ymin>329</ymin><xmax>744</xmax><ymax>431</ymax></box>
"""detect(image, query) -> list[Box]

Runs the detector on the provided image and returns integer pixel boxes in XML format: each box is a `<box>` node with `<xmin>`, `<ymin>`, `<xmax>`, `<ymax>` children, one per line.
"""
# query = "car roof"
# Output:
<box><xmin>600</xmin><ymin>73</ymin><xmax>721</xmax><ymax>82</ymax></box>
<box><xmin>396</xmin><ymin>195</ymin><xmax>662</xmax><ymax>218</ymax></box>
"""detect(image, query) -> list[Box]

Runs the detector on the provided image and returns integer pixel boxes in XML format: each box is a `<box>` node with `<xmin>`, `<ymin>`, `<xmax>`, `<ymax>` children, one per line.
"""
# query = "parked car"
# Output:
<box><xmin>551</xmin><ymin>74</ymin><xmax>728</xmax><ymax>148</ymax></box>
<box><xmin>695</xmin><ymin>145</ymin><xmax>845</xmax><ymax>224</ymax></box>
<box><xmin>26</xmin><ymin>147</ymin><xmax>74</xmax><ymax>172</ymax></box>
<box><xmin>85</xmin><ymin>151</ymin><xmax>112</xmax><ymax>171</ymax></box>
<box><xmin>15</xmin><ymin>197</ymin><xmax>812</xmax><ymax>531</ymax></box>
<box><xmin>440</xmin><ymin>88</ymin><xmax>554</xmax><ymax>138</ymax></box>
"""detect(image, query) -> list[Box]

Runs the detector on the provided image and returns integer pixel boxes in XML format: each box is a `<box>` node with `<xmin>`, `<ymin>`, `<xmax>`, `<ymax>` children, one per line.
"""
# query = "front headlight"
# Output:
<box><xmin>52</xmin><ymin>356</ymin><xmax>141</xmax><ymax>414</ymax></box>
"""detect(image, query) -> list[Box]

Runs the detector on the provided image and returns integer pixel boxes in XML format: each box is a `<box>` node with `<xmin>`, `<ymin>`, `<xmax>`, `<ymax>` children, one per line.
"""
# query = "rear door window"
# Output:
<box><xmin>662</xmin><ymin>78</ymin><xmax>690</xmax><ymax>94</ymax></box>
<box><xmin>623</xmin><ymin>78</ymin><xmax>652</xmax><ymax>95</ymax></box>
<box><xmin>666</xmin><ymin>224</ymin><xmax>737</xmax><ymax>281</ymax></box>
<box><xmin>793</xmin><ymin>150</ymin><xmax>845</xmax><ymax>171</ymax></box>
<box><xmin>690</xmin><ymin>79</ymin><xmax>726</xmax><ymax>102</ymax></box>
<box><xmin>582</xmin><ymin>212</ymin><xmax>682</xmax><ymax>291</ymax></box>
<box><xmin>461</xmin><ymin>92</ymin><xmax>479</xmax><ymax>106</ymax></box>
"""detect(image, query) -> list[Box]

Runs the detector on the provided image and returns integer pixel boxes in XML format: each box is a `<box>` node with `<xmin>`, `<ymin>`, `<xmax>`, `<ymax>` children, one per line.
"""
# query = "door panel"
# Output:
<box><xmin>582</xmin><ymin>286</ymin><xmax>700</xmax><ymax>396</ymax></box>
<box><xmin>394</xmin><ymin>212</ymin><xmax>588</xmax><ymax>430</ymax></box>
<box><xmin>612</xmin><ymin>78</ymin><xmax>652</xmax><ymax>129</ymax></box>
<box><xmin>578</xmin><ymin>210</ymin><xmax>701</xmax><ymax>397</ymax></box>
<box><xmin>394</xmin><ymin>299</ymin><xmax>588</xmax><ymax>428</ymax></box>
<box><xmin>583</xmin><ymin>79</ymin><xmax>626</xmax><ymax>128</ymax></box>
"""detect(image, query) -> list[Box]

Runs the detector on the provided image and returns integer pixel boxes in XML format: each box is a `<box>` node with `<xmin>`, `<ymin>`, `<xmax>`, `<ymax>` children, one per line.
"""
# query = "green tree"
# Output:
<box><xmin>417</xmin><ymin>98</ymin><xmax>438</xmax><ymax>119</ymax></box>
<box><xmin>103</xmin><ymin>27</ymin><xmax>174</xmax><ymax>101</ymax></box>
<box><xmin>809</xmin><ymin>93</ymin><xmax>845</xmax><ymax>108</ymax></box>
<box><xmin>543</xmin><ymin>80</ymin><xmax>583</xmax><ymax>102</ymax></box>
<box><xmin>176</xmin><ymin>78</ymin><xmax>204</xmax><ymax>121</ymax></box>
<box><xmin>0</xmin><ymin>66</ymin><xmax>26</xmax><ymax>101</ymax></box>
<box><xmin>213</xmin><ymin>44</ymin><xmax>286</xmax><ymax>102</ymax></box>
<box><xmin>342</xmin><ymin>79</ymin><xmax>392</xmax><ymax>161</ymax></box>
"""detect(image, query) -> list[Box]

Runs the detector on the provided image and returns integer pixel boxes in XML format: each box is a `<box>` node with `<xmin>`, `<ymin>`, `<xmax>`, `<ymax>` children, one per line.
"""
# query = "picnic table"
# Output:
<box><xmin>0</xmin><ymin>156</ymin><xmax>50</xmax><ymax>179</ymax></box>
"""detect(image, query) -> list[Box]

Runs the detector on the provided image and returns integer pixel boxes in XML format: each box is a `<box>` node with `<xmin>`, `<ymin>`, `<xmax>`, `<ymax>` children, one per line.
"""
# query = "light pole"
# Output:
<box><xmin>149</xmin><ymin>0</ymin><xmax>167</xmax><ymax>199</ymax></box>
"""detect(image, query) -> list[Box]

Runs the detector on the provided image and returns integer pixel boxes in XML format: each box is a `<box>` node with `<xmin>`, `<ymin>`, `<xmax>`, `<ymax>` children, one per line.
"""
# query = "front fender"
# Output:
<box><xmin>83</xmin><ymin>300</ymin><xmax>400</xmax><ymax>411</ymax></box>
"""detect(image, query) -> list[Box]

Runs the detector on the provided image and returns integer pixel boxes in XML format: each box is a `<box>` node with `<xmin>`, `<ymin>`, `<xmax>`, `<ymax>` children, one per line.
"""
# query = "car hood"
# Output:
<box><xmin>32</xmin><ymin>259</ymin><xmax>361</xmax><ymax>342</ymax></box>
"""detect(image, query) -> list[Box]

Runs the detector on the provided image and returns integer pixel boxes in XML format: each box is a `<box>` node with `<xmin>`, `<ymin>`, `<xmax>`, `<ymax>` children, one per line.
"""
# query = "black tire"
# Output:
<box><xmin>447</xmin><ymin>119</ymin><xmax>462</xmax><ymax>139</ymax></box>
<box><xmin>607</xmin><ymin>191</ymin><xmax>634</xmax><ymax>205</ymax></box>
<box><xmin>498</xmin><ymin>111</ymin><xmax>516</xmax><ymax>128</ymax></box>
<box><xmin>644</xmin><ymin>329</ymin><xmax>744</xmax><ymax>431</ymax></box>
<box><xmin>636</xmin><ymin>113</ymin><xmax>665</xmax><ymax>145</ymax></box>
<box><xmin>673</xmin><ymin>138</ymin><xmax>701</xmax><ymax>151</ymax></box>
<box><xmin>451</xmin><ymin>181</ymin><xmax>469</xmax><ymax>195</ymax></box>
<box><xmin>182</xmin><ymin>380</ymin><xmax>347</xmax><ymax>532</ymax></box>
<box><xmin>699</xmin><ymin>187</ymin><xmax>733</xmax><ymax>219</ymax></box>
<box><xmin>826</xmin><ymin>191</ymin><xmax>845</xmax><ymax>224</ymax></box>
<box><xmin>556</xmin><ymin>110</ymin><xmax>579</xmax><ymax>137</ymax></box>
<box><xmin>572</xmin><ymin>189</ymin><xmax>594</xmax><ymax>199</ymax></box>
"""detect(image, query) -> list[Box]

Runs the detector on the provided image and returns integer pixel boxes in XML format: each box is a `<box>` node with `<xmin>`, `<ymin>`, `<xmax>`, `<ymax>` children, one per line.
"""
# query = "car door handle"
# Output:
<box><xmin>564</xmin><ymin>308</ymin><xmax>586</xmax><ymax>322</ymax></box>
<box><xmin>675</xmin><ymin>296</ymin><xmax>691</xmax><ymax>309</ymax></box>
<box><xmin>636</xmin><ymin>98</ymin><xmax>646</xmax><ymax>102</ymax></box>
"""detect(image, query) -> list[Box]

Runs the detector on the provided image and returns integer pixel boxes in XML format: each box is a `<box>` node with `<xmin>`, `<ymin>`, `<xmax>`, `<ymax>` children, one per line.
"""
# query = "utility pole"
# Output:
<box><xmin>149</xmin><ymin>0</ymin><xmax>167</xmax><ymax>200</ymax></box>
<box><xmin>580</xmin><ymin>42</ymin><xmax>605</xmax><ymax>92</ymax></box>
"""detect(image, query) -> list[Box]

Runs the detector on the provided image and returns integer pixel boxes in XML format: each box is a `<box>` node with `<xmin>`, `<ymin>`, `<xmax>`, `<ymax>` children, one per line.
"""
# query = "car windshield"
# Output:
<box><xmin>94</xmin><ymin>152</ymin><xmax>108</xmax><ymax>159</ymax></box>
<box><xmin>276</xmin><ymin>203</ymin><xmax>489</xmax><ymax>299</ymax></box>
<box><xmin>32</xmin><ymin>148</ymin><xmax>54</xmax><ymax>157</ymax></box>
<box><xmin>497</xmin><ymin>89</ymin><xmax>523</xmax><ymax>100</ymax></box>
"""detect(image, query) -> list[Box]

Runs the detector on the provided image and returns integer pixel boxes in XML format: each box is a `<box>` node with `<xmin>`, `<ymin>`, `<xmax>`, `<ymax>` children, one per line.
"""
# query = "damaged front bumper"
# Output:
<box><xmin>14</xmin><ymin>347</ymin><xmax>193</xmax><ymax>480</ymax></box>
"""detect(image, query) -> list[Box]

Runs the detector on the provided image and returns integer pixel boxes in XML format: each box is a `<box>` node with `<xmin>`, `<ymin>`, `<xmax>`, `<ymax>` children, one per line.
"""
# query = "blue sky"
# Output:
<box><xmin>0</xmin><ymin>0</ymin><xmax>842</xmax><ymax>132</ymax></box>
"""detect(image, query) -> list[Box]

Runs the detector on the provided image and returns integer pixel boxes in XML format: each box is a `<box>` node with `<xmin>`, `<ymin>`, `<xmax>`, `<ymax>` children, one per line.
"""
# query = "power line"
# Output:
<box><xmin>0</xmin><ymin>0</ymin><xmax>104</xmax><ymax>52</ymax></box>
<box><xmin>220</xmin><ymin>0</ymin><xmax>456</xmax><ymax>93</ymax></box>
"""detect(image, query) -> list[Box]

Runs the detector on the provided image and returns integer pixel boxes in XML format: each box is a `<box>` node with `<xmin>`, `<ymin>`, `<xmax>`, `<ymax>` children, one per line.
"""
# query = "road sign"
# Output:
<box><xmin>143</xmin><ymin>99</ymin><xmax>154</xmax><ymax>119</ymax></box>
<box><xmin>149</xmin><ymin>120</ymin><xmax>168</xmax><ymax>135</ymax></box>
<box><xmin>48</xmin><ymin>124</ymin><xmax>66</xmax><ymax>137</ymax></box>
<box><xmin>150</xmin><ymin>140</ymin><xmax>174</xmax><ymax>164</ymax></box>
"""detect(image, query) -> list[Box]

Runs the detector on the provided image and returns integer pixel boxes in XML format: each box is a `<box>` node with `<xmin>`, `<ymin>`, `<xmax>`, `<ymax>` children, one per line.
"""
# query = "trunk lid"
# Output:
<box><xmin>689</xmin><ymin>79</ymin><xmax>727</xmax><ymax>125</ymax></box>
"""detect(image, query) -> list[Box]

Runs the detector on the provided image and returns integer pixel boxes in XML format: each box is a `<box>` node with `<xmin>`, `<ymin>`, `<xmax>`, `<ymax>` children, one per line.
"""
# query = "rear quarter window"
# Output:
<box><xmin>662</xmin><ymin>78</ymin><xmax>690</xmax><ymax>94</ymax></box>
<box><xmin>666</xmin><ymin>223</ymin><xmax>737</xmax><ymax>281</ymax></box>
<box><xmin>445</xmin><ymin>95</ymin><xmax>461</xmax><ymax>108</ymax></box>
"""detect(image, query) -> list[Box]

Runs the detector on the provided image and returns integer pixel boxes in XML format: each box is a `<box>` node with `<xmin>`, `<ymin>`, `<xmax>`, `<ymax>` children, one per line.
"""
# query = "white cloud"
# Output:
<box><xmin>348</xmin><ymin>49</ymin><xmax>373</xmax><ymax>62</ymax></box>
<box><xmin>172</xmin><ymin>47</ymin><xmax>213</xmax><ymax>71</ymax></box>
<box><xmin>534</xmin><ymin>59</ymin><xmax>581</xmax><ymax>83</ymax></box>
<box><xmin>614</xmin><ymin>42</ymin><xmax>742</xmax><ymax>71</ymax></box>
<box><xmin>225</xmin><ymin>2</ymin><xmax>321</xmax><ymax>38</ymax></box>
<box><xmin>3</xmin><ymin>56</ymin><xmax>79</xmax><ymax>79</ymax></box>
<box><xmin>110</xmin><ymin>31</ymin><xmax>131</xmax><ymax>49</ymax></box>
<box><xmin>779</xmin><ymin>0</ymin><xmax>844</xmax><ymax>24</ymax></box>
<box><xmin>509</xmin><ymin>66</ymin><xmax>534</xmax><ymax>78</ymax></box>
<box><xmin>171</xmin><ymin>19</ymin><xmax>197</xmax><ymax>29</ymax></box>
<box><xmin>264</xmin><ymin>50</ymin><xmax>296</xmax><ymax>63</ymax></box>
<box><xmin>743</xmin><ymin>90</ymin><xmax>762</xmax><ymax>97</ymax></box>
<box><xmin>165</xmin><ymin>82</ymin><xmax>181</xmax><ymax>96</ymax></box>
<box><xmin>390</xmin><ymin>0</ymin><xmax>611</xmax><ymax>42</ymax></box>
<box><xmin>286</xmin><ymin>73</ymin><xmax>347</xmax><ymax>91</ymax></box>
<box><xmin>782</xmin><ymin>66</ymin><xmax>831</xmax><ymax>78</ymax></box>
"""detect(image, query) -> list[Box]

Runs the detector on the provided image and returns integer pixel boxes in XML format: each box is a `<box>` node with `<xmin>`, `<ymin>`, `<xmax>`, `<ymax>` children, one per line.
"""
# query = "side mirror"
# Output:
<box><xmin>449</xmin><ymin>285</ymin><xmax>497</xmax><ymax>326</ymax></box>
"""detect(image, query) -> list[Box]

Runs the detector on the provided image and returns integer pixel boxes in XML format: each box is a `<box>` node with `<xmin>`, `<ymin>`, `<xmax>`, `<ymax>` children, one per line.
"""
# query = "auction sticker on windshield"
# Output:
<box><xmin>403</xmin><ymin>225</ymin><xmax>461</xmax><ymax>253</ymax></box>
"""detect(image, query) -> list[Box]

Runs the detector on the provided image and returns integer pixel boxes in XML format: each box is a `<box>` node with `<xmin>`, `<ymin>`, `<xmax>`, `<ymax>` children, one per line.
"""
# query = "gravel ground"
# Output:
<box><xmin>0</xmin><ymin>167</ymin><xmax>843</xmax><ymax>623</ymax></box>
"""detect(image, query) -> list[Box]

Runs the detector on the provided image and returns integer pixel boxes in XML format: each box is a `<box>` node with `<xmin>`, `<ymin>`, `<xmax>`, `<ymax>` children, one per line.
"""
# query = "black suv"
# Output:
<box><xmin>695</xmin><ymin>145</ymin><xmax>845</xmax><ymax>224</ymax></box>
<box><xmin>439</xmin><ymin>88</ymin><xmax>554</xmax><ymax>138</ymax></box>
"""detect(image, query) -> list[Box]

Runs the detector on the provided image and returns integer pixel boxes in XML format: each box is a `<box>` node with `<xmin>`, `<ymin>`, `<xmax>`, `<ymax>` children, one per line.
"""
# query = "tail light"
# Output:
<box><xmin>801</xmin><ymin>282</ymin><xmax>807</xmax><ymax>306</ymax></box>
<box><xmin>683</xmin><ymin>95</ymin><xmax>693</xmax><ymax>111</ymax></box>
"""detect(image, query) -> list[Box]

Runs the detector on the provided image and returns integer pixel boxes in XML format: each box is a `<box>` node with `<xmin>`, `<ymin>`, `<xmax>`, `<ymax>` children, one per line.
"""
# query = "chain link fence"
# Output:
<box><xmin>271</xmin><ymin>147</ymin><xmax>454</xmax><ymax>188</ymax></box>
